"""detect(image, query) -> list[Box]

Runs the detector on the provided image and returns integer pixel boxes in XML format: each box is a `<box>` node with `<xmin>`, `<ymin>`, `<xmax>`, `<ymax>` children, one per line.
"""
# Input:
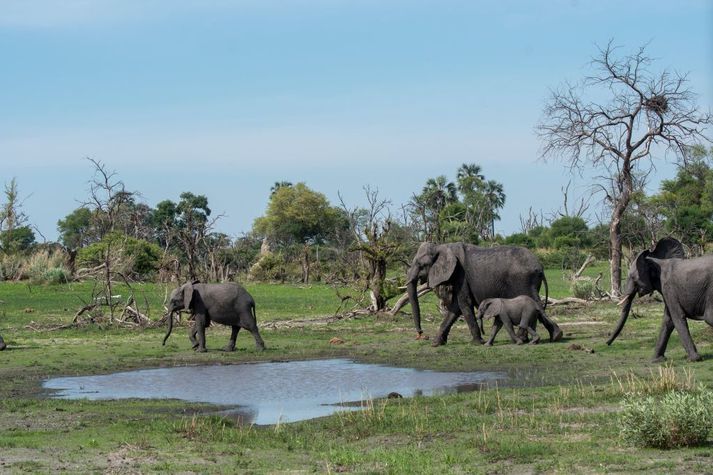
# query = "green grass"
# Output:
<box><xmin>1</xmin><ymin>269</ymin><xmax>713</xmax><ymax>473</ymax></box>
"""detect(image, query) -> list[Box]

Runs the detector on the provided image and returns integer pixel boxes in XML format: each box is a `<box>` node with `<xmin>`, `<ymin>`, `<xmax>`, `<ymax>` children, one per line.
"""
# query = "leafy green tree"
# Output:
<box><xmin>0</xmin><ymin>178</ymin><xmax>35</xmax><ymax>254</ymax></box>
<box><xmin>254</xmin><ymin>183</ymin><xmax>343</xmax><ymax>283</ymax></box>
<box><xmin>0</xmin><ymin>226</ymin><xmax>35</xmax><ymax>254</ymax></box>
<box><xmin>549</xmin><ymin>216</ymin><xmax>591</xmax><ymax>249</ymax></box>
<box><xmin>651</xmin><ymin>145</ymin><xmax>713</xmax><ymax>253</ymax></box>
<box><xmin>58</xmin><ymin>207</ymin><xmax>94</xmax><ymax>249</ymax></box>
<box><xmin>77</xmin><ymin>231</ymin><xmax>162</xmax><ymax>279</ymax></box>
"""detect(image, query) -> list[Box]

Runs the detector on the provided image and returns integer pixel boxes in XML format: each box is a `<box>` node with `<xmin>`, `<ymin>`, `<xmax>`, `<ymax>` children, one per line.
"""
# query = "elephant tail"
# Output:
<box><xmin>162</xmin><ymin>312</ymin><xmax>174</xmax><ymax>346</ymax></box>
<box><xmin>251</xmin><ymin>301</ymin><xmax>257</xmax><ymax>322</ymax></box>
<box><xmin>541</xmin><ymin>272</ymin><xmax>549</xmax><ymax>311</ymax></box>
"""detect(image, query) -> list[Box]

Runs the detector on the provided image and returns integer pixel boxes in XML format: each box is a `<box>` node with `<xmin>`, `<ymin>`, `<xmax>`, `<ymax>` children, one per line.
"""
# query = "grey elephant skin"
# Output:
<box><xmin>0</xmin><ymin>334</ymin><xmax>5</xmax><ymax>351</ymax></box>
<box><xmin>406</xmin><ymin>242</ymin><xmax>562</xmax><ymax>345</ymax></box>
<box><xmin>163</xmin><ymin>282</ymin><xmax>266</xmax><ymax>353</ymax></box>
<box><xmin>607</xmin><ymin>237</ymin><xmax>712</xmax><ymax>362</ymax></box>
<box><xmin>477</xmin><ymin>296</ymin><xmax>543</xmax><ymax>346</ymax></box>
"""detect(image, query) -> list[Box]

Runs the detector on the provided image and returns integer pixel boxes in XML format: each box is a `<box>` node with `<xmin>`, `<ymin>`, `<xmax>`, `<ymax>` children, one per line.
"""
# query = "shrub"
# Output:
<box><xmin>620</xmin><ymin>389</ymin><xmax>713</xmax><ymax>448</ymax></box>
<box><xmin>77</xmin><ymin>232</ymin><xmax>161</xmax><ymax>279</ymax></box>
<box><xmin>570</xmin><ymin>278</ymin><xmax>594</xmax><ymax>300</ymax></box>
<box><xmin>0</xmin><ymin>253</ymin><xmax>25</xmax><ymax>281</ymax></box>
<box><xmin>23</xmin><ymin>249</ymin><xmax>70</xmax><ymax>283</ymax></box>
<box><xmin>248</xmin><ymin>252</ymin><xmax>287</xmax><ymax>282</ymax></box>
<box><xmin>42</xmin><ymin>267</ymin><xmax>71</xmax><ymax>284</ymax></box>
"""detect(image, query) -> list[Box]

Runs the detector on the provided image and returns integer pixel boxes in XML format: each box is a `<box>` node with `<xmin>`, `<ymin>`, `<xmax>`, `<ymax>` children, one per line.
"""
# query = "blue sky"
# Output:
<box><xmin>1</xmin><ymin>0</ymin><xmax>711</xmax><ymax>241</ymax></box>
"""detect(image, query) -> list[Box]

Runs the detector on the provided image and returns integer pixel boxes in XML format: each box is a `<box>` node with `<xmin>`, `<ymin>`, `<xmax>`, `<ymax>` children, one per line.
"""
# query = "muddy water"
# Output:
<box><xmin>43</xmin><ymin>359</ymin><xmax>506</xmax><ymax>425</ymax></box>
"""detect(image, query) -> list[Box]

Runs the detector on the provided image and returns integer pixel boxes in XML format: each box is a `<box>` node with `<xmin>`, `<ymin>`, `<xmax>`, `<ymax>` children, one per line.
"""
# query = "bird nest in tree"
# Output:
<box><xmin>644</xmin><ymin>94</ymin><xmax>668</xmax><ymax>114</ymax></box>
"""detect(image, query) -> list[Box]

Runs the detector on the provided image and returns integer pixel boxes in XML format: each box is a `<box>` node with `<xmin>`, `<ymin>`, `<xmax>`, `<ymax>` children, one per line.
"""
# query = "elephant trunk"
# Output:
<box><xmin>607</xmin><ymin>292</ymin><xmax>635</xmax><ymax>345</ymax></box>
<box><xmin>407</xmin><ymin>279</ymin><xmax>423</xmax><ymax>335</ymax></box>
<box><xmin>162</xmin><ymin>311</ymin><xmax>175</xmax><ymax>346</ymax></box>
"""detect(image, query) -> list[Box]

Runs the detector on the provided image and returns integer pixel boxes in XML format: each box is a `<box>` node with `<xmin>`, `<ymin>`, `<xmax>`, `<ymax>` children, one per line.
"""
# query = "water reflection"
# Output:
<box><xmin>44</xmin><ymin>359</ymin><xmax>506</xmax><ymax>425</ymax></box>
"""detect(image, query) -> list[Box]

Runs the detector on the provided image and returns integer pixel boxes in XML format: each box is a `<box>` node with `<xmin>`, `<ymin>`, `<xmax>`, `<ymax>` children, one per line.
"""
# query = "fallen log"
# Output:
<box><xmin>389</xmin><ymin>284</ymin><xmax>431</xmax><ymax>316</ymax></box>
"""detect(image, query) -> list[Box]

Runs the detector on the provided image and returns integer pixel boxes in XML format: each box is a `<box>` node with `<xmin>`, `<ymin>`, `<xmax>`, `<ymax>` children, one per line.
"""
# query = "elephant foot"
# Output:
<box><xmin>651</xmin><ymin>355</ymin><xmax>667</xmax><ymax>364</ymax></box>
<box><xmin>431</xmin><ymin>339</ymin><xmax>446</xmax><ymax>347</ymax></box>
<box><xmin>223</xmin><ymin>345</ymin><xmax>236</xmax><ymax>352</ymax></box>
<box><xmin>688</xmin><ymin>353</ymin><xmax>703</xmax><ymax>362</ymax></box>
<box><xmin>470</xmin><ymin>338</ymin><xmax>485</xmax><ymax>345</ymax></box>
<box><xmin>529</xmin><ymin>337</ymin><xmax>540</xmax><ymax>345</ymax></box>
<box><xmin>485</xmin><ymin>341</ymin><xmax>493</xmax><ymax>347</ymax></box>
<box><xmin>195</xmin><ymin>347</ymin><xmax>207</xmax><ymax>353</ymax></box>
<box><xmin>256</xmin><ymin>345</ymin><xmax>266</xmax><ymax>352</ymax></box>
<box><xmin>515</xmin><ymin>339</ymin><xmax>524</xmax><ymax>345</ymax></box>
<box><xmin>191</xmin><ymin>343</ymin><xmax>200</xmax><ymax>349</ymax></box>
<box><xmin>550</xmin><ymin>328</ymin><xmax>563</xmax><ymax>342</ymax></box>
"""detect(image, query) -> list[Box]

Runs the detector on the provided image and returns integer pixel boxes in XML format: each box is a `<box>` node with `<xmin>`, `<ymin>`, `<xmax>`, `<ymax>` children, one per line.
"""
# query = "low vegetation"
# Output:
<box><xmin>1</xmin><ymin>274</ymin><xmax>713</xmax><ymax>472</ymax></box>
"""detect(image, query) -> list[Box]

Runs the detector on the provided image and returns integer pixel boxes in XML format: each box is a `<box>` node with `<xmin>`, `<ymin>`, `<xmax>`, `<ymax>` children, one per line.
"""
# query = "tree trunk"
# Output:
<box><xmin>301</xmin><ymin>244</ymin><xmax>310</xmax><ymax>284</ymax></box>
<box><xmin>609</xmin><ymin>163</ymin><xmax>633</xmax><ymax>298</ymax></box>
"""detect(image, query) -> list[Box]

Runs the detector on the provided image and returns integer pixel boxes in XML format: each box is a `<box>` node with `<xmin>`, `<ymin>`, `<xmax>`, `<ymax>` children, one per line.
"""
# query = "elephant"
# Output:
<box><xmin>607</xmin><ymin>237</ymin><xmax>713</xmax><ymax>362</ymax></box>
<box><xmin>476</xmin><ymin>296</ymin><xmax>543</xmax><ymax>346</ymax></box>
<box><xmin>0</xmin><ymin>334</ymin><xmax>5</xmax><ymax>351</ymax></box>
<box><xmin>406</xmin><ymin>242</ymin><xmax>562</xmax><ymax>346</ymax></box>
<box><xmin>163</xmin><ymin>281</ymin><xmax>266</xmax><ymax>353</ymax></box>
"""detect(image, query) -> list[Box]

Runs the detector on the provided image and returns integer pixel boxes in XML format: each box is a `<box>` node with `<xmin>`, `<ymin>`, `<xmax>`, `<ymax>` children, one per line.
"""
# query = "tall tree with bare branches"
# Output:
<box><xmin>537</xmin><ymin>42</ymin><xmax>712</xmax><ymax>297</ymax></box>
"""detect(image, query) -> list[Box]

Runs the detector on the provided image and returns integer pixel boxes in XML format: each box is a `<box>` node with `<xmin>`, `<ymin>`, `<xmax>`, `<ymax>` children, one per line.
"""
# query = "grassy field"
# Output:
<box><xmin>1</xmin><ymin>263</ymin><xmax>713</xmax><ymax>473</ymax></box>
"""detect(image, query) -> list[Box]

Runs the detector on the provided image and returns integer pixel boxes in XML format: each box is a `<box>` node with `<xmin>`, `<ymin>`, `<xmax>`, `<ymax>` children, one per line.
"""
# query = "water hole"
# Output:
<box><xmin>43</xmin><ymin>359</ymin><xmax>508</xmax><ymax>425</ymax></box>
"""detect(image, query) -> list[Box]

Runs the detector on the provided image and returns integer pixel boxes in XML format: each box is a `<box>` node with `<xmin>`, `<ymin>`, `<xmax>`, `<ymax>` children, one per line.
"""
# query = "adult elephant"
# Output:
<box><xmin>163</xmin><ymin>281</ymin><xmax>266</xmax><ymax>353</ymax></box>
<box><xmin>406</xmin><ymin>242</ymin><xmax>562</xmax><ymax>345</ymax></box>
<box><xmin>0</xmin><ymin>334</ymin><xmax>5</xmax><ymax>351</ymax></box>
<box><xmin>607</xmin><ymin>237</ymin><xmax>713</xmax><ymax>362</ymax></box>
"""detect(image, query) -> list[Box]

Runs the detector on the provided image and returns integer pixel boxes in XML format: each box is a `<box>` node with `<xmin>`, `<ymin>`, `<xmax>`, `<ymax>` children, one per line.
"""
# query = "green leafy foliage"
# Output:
<box><xmin>620</xmin><ymin>389</ymin><xmax>713</xmax><ymax>449</ymax></box>
<box><xmin>77</xmin><ymin>232</ymin><xmax>162</xmax><ymax>279</ymax></box>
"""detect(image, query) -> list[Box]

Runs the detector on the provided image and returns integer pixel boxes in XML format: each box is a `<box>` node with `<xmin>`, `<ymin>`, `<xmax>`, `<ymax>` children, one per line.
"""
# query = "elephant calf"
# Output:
<box><xmin>476</xmin><ymin>296</ymin><xmax>546</xmax><ymax>346</ymax></box>
<box><xmin>163</xmin><ymin>281</ymin><xmax>265</xmax><ymax>353</ymax></box>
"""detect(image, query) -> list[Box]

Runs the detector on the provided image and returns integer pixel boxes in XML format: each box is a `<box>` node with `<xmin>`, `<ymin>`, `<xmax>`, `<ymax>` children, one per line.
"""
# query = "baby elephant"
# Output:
<box><xmin>163</xmin><ymin>281</ymin><xmax>265</xmax><ymax>353</ymax></box>
<box><xmin>477</xmin><ymin>296</ymin><xmax>547</xmax><ymax>346</ymax></box>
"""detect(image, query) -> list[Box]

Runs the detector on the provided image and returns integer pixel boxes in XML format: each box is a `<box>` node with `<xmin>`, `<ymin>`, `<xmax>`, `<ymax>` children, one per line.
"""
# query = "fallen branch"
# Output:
<box><xmin>261</xmin><ymin>310</ymin><xmax>371</xmax><ymax>330</ymax></box>
<box><xmin>573</xmin><ymin>255</ymin><xmax>596</xmax><ymax>279</ymax></box>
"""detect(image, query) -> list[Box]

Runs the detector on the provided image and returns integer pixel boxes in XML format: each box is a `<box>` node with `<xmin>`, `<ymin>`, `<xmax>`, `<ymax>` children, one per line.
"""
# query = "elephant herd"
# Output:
<box><xmin>0</xmin><ymin>238</ymin><xmax>710</xmax><ymax>362</ymax></box>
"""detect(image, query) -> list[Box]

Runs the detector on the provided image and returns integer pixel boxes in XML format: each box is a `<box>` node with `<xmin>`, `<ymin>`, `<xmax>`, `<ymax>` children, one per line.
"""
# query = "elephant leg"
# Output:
<box><xmin>194</xmin><ymin>314</ymin><xmax>207</xmax><ymax>352</ymax></box>
<box><xmin>500</xmin><ymin>316</ymin><xmax>524</xmax><ymax>345</ymax></box>
<box><xmin>0</xmin><ymin>334</ymin><xmax>5</xmax><ymax>351</ymax></box>
<box><xmin>223</xmin><ymin>326</ymin><xmax>240</xmax><ymax>352</ymax></box>
<box><xmin>244</xmin><ymin>323</ymin><xmax>266</xmax><ymax>351</ymax></box>
<box><xmin>460</xmin><ymin>301</ymin><xmax>484</xmax><ymax>344</ymax></box>
<box><xmin>433</xmin><ymin>311</ymin><xmax>459</xmax><ymax>346</ymax></box>
<box><xmin>668</xmin><ymin>307</ymin><xmax>701</xmax><ymax>362</ymax></box>
<box><xmin>537</xmin><ymin>309</ymin><xmax>563</xmax><ymax>341</ymax></box>
<box><xmin>188</xmin><ymin>323</ymin><xmax>199</xmax><ymax>349</ymax></box>
<box><xmin>521</xmin><ymin>316</ymin><xmax>540</xmax><ymax>344</ymax></box>
<box><xmin>652</xmin><ymin>310</ymin><xmax>675</xmax><ymax>363</ymax></box>
<box><xmin>485</xmin><ymin>319</ymin><xmax>502</xmax><ymax>346</ymax></box>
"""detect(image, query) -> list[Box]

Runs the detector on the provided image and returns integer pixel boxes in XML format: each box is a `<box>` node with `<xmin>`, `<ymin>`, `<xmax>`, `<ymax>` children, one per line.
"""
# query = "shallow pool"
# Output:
<box><xmin>44</xmin><ymin>359</ymin><xmax>507</xmax><ymax>425</ymax></box>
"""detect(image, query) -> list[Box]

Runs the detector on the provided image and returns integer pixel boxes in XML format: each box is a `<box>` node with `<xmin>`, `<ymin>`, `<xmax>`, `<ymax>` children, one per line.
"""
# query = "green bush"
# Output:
<box><xmin>248</xmin><ymin>252</ymin><xmax>287</xmax><ymax>282</ymax></box>
<box><xmin>77</xmin><ymin>232</ymin><xmax>161</xmax><ymax>279</ymax></box>
<box><xmin>534</xmin><ymin>248</ymin><xmax>588</xmax><ymax>270</ymax></box>
<box><xmin>620</xmin><ymin>389</ymin><xmax>713</xmax><ymax>448</ymax></box>
<box><xmin>570</xmin><ymin>278</ymin><xmax>594</xmax><ymax>300</ymax></box>
<box><xmin>42</xmin><ymin>267</ymin><xmax>71</xmax><ymax>284</ymax></box>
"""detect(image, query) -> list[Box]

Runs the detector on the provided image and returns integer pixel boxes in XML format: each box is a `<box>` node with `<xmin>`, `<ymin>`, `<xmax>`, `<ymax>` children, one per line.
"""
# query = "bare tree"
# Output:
<box><xmin>537</xmin><ymin>42</ymin><xmax>712</xmax><ymax>296</ymax></box>
<box><xmin>340</xmin><ymin>187</ymin><xmax>405</xmax><ymax>312</ymax></box>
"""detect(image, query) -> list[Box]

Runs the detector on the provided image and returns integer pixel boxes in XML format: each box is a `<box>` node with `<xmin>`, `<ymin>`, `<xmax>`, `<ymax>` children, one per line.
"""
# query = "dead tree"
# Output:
<box><xmin>537</xmin><ymin>41</ymin><xmax>711</xmax><ymax>297</ymax></box>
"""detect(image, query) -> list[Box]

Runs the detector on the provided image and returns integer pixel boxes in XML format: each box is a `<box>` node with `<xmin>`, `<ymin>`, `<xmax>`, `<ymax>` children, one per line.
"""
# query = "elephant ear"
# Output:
<box><xmin>651</xmin><ymin>237</ymin><xmax>684</xmax><ymax>260</ymax></box>
<box><xmin>633</xmin><ymin>249</ymin><xmax>654</xmax><ymax>295</ymax></box>
<box><xmin>428</xmin><ymin>246</ymin><xmax>457</xmax><ymax>288</ymax></box>
<box><xmin>481</xmin><ymin>299</ymin><xmax>502</xmax><ymax>320</ymax></box>
<box><xmin>182</xmin><ymin>282</ymin><xmax>195</xmax><ymax>310</ymax></box>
